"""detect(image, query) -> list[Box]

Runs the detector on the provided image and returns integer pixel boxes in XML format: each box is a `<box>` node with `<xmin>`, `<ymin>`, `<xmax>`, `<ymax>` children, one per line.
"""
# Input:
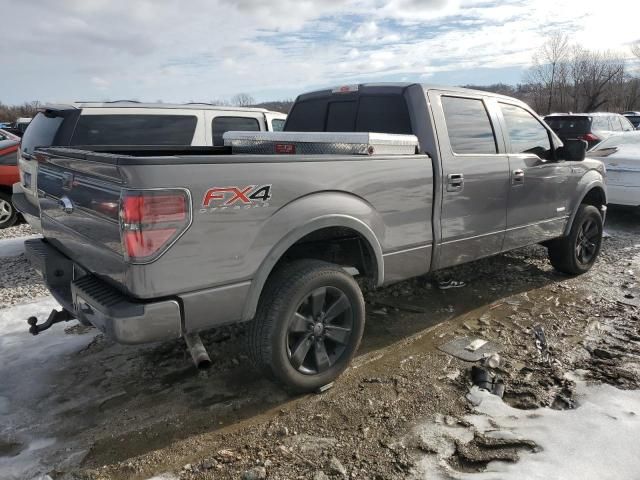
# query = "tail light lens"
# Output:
<box><xmin>580</xmin><ymin>133</ymin><xmax>600</xmax><ymax>143</ymax></box>
<box><xmin>119</xmin><ymin>189</ymin><xmax>191</xmax><ymax>263</ymax></box>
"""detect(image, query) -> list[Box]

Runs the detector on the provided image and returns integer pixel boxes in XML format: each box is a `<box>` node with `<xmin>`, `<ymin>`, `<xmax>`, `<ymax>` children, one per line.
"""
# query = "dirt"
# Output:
<box><xmin>3</xmin><ymin>208</ymin><xmax>640</xmax><ymax>480</ymax></box>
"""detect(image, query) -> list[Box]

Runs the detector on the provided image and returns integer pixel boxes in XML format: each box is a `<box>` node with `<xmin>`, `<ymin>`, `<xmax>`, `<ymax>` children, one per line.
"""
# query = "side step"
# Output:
<box><xmin>27</xmin><ymin>308</ymin><xmax>74</xmax><ymax>335</ymax></box>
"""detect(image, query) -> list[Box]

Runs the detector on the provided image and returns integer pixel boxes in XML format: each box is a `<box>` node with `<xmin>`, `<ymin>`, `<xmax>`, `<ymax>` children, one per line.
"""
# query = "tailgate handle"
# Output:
<box><xmin>447</xmin><ymin>173</ymin><xmax>464</xmax><ymax>192</ymax></box>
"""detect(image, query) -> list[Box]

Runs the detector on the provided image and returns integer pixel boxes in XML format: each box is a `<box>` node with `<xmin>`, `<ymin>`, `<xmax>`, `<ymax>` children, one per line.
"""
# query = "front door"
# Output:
<box><xmin>429</xmin><ymin>92</ymin><xmax>511</xmax><ymax>269</ymax></box>
<box><xmin>498</xmin><ymin>102</ymin><xmax>574</xmax><ymax>250</ymax></box>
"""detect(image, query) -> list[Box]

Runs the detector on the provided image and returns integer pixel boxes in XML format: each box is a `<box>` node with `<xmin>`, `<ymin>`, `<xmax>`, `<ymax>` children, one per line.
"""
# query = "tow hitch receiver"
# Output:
<box><xmin>27</xmin><ymin>308</ymin><xmax>75</xmax><ymax>335</ymax></box>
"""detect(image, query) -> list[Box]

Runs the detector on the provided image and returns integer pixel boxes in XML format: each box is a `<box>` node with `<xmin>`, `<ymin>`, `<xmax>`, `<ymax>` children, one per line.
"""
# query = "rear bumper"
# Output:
<box><xmin>12</xmin><ymin>186</ymin><xmax>42</xmax><ymax>232</ymax></box>
<box><xmin>24</xmin><ymin>238</ymin><xmax>182</xmax><ymax>344</ymax></box>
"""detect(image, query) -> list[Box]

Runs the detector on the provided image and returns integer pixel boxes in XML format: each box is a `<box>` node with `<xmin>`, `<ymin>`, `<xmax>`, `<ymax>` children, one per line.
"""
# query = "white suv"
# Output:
<box><xmin>14</xmin><ymin>102</ymin><xmax>287</xmax><ymax>231</ymax></box>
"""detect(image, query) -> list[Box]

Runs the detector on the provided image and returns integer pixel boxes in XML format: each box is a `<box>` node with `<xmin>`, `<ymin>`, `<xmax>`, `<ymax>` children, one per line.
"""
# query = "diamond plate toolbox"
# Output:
<box><xmin>223</xmin><ymin>131</ymin><xmax>419</xmax><ymax>155</ymax></box>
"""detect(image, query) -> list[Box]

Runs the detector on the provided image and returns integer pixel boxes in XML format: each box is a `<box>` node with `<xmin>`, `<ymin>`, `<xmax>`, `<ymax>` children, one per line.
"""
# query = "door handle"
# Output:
<box><xmin>512</xmin><ymin>169</ymin><xmax>525</xmax><ymax>185</ymax></box>
<box><xmin>447</xmin><ymin>173</ymin><xmax>464</xmax><ymax>192</ymax></box>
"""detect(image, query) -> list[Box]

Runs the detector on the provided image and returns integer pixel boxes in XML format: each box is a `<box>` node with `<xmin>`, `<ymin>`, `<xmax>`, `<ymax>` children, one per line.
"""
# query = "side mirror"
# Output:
<box><xmin>557</xmin><ymin>139</ymin><xmax>587</xmax><ymax>161</ymax></box>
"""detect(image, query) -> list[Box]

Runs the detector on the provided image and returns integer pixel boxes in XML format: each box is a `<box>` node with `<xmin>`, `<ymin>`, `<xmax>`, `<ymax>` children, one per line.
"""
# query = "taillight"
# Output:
<box><xmin>119</xmin><ymin>189</ymin><xmax>191</xmax><ymax>262</ymax></box>
<box><xmin>580</xmin><ymin>133</ymin><xmax>600</xmax><ymax>143</ymax></box>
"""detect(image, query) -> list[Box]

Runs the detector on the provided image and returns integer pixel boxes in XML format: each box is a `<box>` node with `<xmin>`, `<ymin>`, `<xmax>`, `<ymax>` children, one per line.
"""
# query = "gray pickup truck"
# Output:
<box><xmin>22</xmin><ymin>83</ymin><xmax>606</xmax><ymax>392</ymax></box>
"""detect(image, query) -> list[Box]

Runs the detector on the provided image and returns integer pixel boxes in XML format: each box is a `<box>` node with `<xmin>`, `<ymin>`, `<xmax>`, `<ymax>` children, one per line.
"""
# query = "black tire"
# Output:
<box><xmin>547</xmin><ymin>204</ymin><xmax>603</xmax><ymax>275</ymax></box>
<box><xmin>248</xmin><ymin>259</ymin><xmax>365</xmax><ymax>392</ymax></box>
<box><xmin>0</xmin><ymin>192</ymin><xmax>17</xmax><ymax>229</ymax></box>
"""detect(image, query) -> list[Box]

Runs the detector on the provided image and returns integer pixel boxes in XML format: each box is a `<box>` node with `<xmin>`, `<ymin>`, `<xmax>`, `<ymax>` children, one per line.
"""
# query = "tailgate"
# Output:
<box><xmin>37</xmin><ymin>149</ymin><xmax>128</xmax><ymax>287</ymax></box>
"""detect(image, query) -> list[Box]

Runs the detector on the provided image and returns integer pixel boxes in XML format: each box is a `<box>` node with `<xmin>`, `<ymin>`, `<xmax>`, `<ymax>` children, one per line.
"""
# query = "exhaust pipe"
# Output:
<box><xmin>184</xmin><ymin>333</ymin><xmax>212</xmax><ymax>369</ymax></box>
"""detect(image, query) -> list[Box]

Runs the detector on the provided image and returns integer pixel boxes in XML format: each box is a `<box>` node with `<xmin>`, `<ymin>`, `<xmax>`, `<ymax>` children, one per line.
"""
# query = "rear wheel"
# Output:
<box><xmin>0</xmin><ymin>192</ymin><xmax>17</xmax><ymax>229</ymax></box>
<box><xmin>547</xmin><ymin>204</ymin><xmax>603</xmax><ymax>275</ymax></box>
<box><xmin>248</xmin><ymin>259</ymin><xmax>365</xmax><ymax>392</ymax></box>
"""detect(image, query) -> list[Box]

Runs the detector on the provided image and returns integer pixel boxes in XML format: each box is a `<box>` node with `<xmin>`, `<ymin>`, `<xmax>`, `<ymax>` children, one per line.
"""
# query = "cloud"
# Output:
<box><xmin>0</xmin><ymin>0</ymin><xmax>637</xmax><ymax>104</ymax></box>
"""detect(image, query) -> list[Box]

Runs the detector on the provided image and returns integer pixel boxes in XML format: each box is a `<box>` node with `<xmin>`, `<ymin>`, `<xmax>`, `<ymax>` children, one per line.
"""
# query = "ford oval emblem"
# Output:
<box><xmin>59</xmin><ymin>196</ymin><xmax>74</xmax><ymax>214</ymax></box>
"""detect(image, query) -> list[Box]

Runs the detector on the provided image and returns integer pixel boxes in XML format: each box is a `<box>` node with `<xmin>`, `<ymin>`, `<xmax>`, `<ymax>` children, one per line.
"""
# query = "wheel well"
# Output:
<box><xmin>273</xmin><ymin>226</ymin><xmax>378</xmax><ymax>285</ymax></box>
<box><xmin>581</xmin><ymin>187</ymin><xmax>605</xmax><ymax>210</ymax></box>
<box><xmin>0</xmin><ymin>185</ymin><xmax>12</xmax><ymax>195</ymax></box>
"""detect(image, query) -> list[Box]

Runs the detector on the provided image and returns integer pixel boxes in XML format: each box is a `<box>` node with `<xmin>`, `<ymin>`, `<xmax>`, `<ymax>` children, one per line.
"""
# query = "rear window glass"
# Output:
<box><xmin>285</xmin><ymin>94</ymin><xmax>412</xmax><ymax>134</ymax></box>
<box><xmin>355</xmin><ymin>96</ymin><xmax>412</xmax><ymax>134</ymax></box>
<box><xmin>285</xmin><ymin>98</ymin><xmax>329</xmax><ymax>132</ymax></box>
<box><xmin>326</xmin><ymin>101</ymin><xmax>357</xmax><ymax>131</ymax></box>
<box><xmin>21</xmin><ymin>112</ymin><xmax>64</xmax><ymax>155</ymax></box>
<box><xmin>441</xmin><ymin>96</ymin><xmax>497</xmax><ymax>154</ymax></box>
<box><xmin>71</xmin><ymin>115</ymin><xmax>197</xmax><ymax>145</ymax></box>
<box><xmin>213</xmin><ymin>116</ymin><xmax>260</xmax><ymax>146</ymax></box>
<box><xmin>625</xmin><ymin>116</ymin><xmax>640</xmax><ymax>127</ymax></box>
<box><xmin>544</xmin><ymin>116</ymin><xmax>591</xmax><ymax>134</ymax></box>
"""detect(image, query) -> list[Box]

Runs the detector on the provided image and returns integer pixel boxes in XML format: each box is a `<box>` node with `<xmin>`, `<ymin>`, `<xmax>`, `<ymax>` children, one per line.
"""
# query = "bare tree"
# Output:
<box><xmin>632</xmin><ymin>41</ymin><xmax>640</xmax><ymax>60</ymax></box>
<box><xmin>231</xmin><ymin>93</ymin><xmax>255</xmax><ymax>107</ymax></box>
<box><xmin>526</xmin><ymin>33</ymin><xmax>570</xmax><ymax>114</ymax></box>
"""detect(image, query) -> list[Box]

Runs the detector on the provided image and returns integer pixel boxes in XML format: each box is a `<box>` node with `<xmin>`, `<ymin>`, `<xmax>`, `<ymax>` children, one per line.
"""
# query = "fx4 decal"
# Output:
<box><xmin>201</xmin><ymin>185</ymin><xmax>272</xmax><ymax>212</ymax></box>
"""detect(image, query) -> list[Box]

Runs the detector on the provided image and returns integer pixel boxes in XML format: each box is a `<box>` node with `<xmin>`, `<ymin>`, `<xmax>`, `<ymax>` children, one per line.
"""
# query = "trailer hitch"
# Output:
<box><xmin>27</xmin><ymin>308</ymin><xmax>75</xmax><ymax>335</ymax></box>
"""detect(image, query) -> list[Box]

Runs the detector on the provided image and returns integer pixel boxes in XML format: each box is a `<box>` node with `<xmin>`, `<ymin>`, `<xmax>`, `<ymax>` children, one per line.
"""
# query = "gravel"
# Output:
<box><xmin>0</xmin><ymin>223</ymin><xmax>34</xmax><ymax>240</ymax></box>
<box><xmin>0</xmin><ymin>223</ymin><xmax>47</xmax><ymax>308</ymax></box>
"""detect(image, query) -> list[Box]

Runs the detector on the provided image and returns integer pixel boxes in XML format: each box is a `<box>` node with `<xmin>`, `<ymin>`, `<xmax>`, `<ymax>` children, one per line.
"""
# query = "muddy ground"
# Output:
<box><xmin>1</xmin><ymin>207</ymin><xmax>639</xmax><ymax>480</ymax></box>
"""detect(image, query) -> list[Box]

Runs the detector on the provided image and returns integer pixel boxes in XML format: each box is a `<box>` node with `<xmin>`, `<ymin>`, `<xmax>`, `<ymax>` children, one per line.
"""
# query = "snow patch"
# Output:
<box><xmin>414</xmin><ymin>382</ymin><xmax>640</xmax><ymax>480</ymax></box>
<box><xmin>0</xmin><ymin>298</ymin><xmax>97</xmax><ymax>480</ymax></box>
<box><xmin>0</xmin><ymin>235</ymin><xmax>41</xmax><ymax>257</ymax></box>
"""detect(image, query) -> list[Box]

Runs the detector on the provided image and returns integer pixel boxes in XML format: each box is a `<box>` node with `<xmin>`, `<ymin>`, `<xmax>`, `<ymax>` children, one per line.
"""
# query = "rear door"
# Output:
<box><xmin>498</xmin><ymin>102</ymin><xmax>573</xmax><ymax>250</ymax></box>
<box><xmin>428</xmin><ymin>91</ymin><xmax>510</xmax><ymax>268</ymax></box>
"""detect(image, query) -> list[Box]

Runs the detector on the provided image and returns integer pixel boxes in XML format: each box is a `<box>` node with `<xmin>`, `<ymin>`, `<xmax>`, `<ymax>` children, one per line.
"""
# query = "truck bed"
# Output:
<box><xmin>34</xmin><ymin>146</ymin><xmax>435</xmax><ymax>332</ymax></box>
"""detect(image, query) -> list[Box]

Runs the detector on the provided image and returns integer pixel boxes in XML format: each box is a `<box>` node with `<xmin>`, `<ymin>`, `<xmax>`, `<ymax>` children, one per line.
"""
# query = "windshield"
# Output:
<box><xmin>544</xmin><ymin>116</ymin><xmax>591</xmax><ymax>134</ymax></box>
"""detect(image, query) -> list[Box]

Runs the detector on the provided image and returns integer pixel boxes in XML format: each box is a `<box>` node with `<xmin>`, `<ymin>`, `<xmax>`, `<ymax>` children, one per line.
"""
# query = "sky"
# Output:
<box><xmin>0</xmin><ymin>0</ymin><xmax>638</xmax><ymax>105</ymax></box>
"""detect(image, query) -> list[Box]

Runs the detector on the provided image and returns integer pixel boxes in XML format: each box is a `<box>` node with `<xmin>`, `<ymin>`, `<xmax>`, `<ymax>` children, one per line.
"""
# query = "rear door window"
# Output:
<box><xmin>271</xmin><ymin>118</ymin><xmax>285</xmax><ymax>131</ymax></box>
<box><xmin>21</xmin><ymin>112</ymin><xmax>64</xmax><ymax>156</ymax></box>
<box><xmin>441</xmin><ymin>96</ymin><xmax>497</xmax><ymax>154</ymax></box>
<box><xmin>500</xmin><ymin>103</ymin><xmax>551</xmax><ymax>159</ymax></box>
<box><xmin>71</xmin><ymin>114</ymin><xmax>197</xmax><ymax>145</ymax></box>
<box><xmin>592</xmin><ymin>116</ymin><xmax>610</xmax><ymax>131</ymax></box>
<box><xmin>212</xmin><ymin>116</ymin><xmax>260</xmax><ymax>145</ymax></box>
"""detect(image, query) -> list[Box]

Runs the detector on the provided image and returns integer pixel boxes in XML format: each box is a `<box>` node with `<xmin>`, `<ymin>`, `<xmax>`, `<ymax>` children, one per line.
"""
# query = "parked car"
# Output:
<box><xmin>0</xmin><ymin>136</ymin><xmax>20</xmax><ymax>228</ymax></box>
<box><xmin>13</xmin><ymin>102</ymin><xmax>287</xmax><ymax>232</ymax></box>
<box><xmin>544</xmin><ymin>112</ymin><xmax>636</xmax><ymax>148</ymax></box>
<box><xmin>0</xmin><ymin>128</ymin><xmax>20</xmax><ymax>142</ymax></box>
<box><xmin>22</xmin><ymin>83</ymin><xmax>606</xmax><ymax>392</ymax></box>
<box><xmin>622</xmin><ymin>111</ymin><xmax>640</xmax><ymax>129</ymax></box>
<box><xmin>0</xmin><ymin>126</ymin><xmax>24</xmax><ymax>138</ymax></box>
<box><xmin>588</xmin><ymin>134</ymin><xmax>640</xmax><ymax>207</ymax></box>
<box><xmin>14</xmin><ymin>117</ymin><xmax>32</xmax><ymax>133</ymax></box>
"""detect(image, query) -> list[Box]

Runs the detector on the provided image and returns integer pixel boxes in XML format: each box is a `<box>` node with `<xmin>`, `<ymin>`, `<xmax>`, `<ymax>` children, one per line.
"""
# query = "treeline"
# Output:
<box><xmin>0</xmin><ymin>101</ymin><xmax>41</xmax><ymax>123</ymax></box>
<box><xmin>475</xmin><ymin>34</ymin><xmax>640</xmax><ymax>115</ymax></box>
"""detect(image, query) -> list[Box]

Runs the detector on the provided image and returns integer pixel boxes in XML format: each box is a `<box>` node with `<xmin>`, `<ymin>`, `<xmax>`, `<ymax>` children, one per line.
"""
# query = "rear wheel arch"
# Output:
<box><xmin>241</xmin><ymin>215</ymin><xmax>384</xmax><ymax>322</ymax></box>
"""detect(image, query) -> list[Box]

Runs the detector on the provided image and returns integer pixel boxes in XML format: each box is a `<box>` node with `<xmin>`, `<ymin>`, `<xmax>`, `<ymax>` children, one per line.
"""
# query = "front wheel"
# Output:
<box><xmin>0</xmin><ymin>192</ymin><xmax>17</xmax><ymax>229</ymax></box>
<box><xmin>547</xmin><ymin>204</ymin><xmax>603</xmax><ymax>275</ymax></box>
<box><xmin>248</xmin><ymin>259</ymin><xmax>365</xmax><ymax>392</ymax></box>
